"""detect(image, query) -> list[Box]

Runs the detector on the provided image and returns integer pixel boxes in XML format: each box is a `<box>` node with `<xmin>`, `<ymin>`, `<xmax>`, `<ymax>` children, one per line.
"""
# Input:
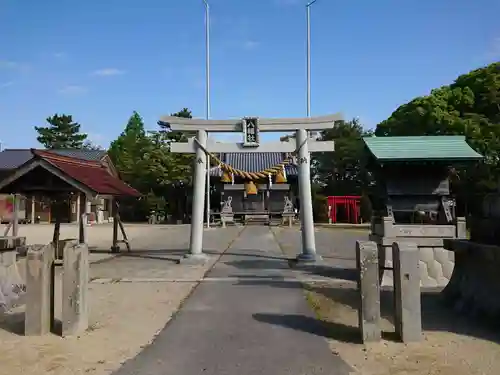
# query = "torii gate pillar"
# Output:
<box><xmin>189</xmin><ymin>129</ymin><xmax>208</xmax><ymax>260</ymax></box>
<box><xmin>296</xmin><ymin>128</ymin><xmax>316</xmax><ymax>261</ymax></box>
<box><xmin>159</xmin><ymin>113</ymin><xmax>342</xmax><ymax>264</ymax></box>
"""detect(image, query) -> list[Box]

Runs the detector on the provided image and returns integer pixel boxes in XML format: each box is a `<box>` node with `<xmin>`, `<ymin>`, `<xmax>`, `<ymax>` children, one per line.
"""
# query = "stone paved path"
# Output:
<box><xmin>112</xmin><ymin>226</ymin><xmax>354</xmax><ymax>375</ymax></box>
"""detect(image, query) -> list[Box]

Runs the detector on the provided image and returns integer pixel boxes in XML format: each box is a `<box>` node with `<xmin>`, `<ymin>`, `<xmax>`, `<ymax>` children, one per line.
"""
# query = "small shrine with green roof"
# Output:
<box><xmin>363</xmin><ymin>135</ymin><xmax>483</xmax><ymax>288</ymax></box>
<box><xmin>363</xmin><ymin>135</ymin><xmax>482</xmax><ymax>225</ymax></box>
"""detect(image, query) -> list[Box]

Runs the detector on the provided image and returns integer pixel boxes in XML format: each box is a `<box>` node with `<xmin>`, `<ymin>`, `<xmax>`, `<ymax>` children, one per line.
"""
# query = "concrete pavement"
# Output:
<box><xmin>112</xmin><ymin>226</ymin><xmax>354</xmax><ymax>375</ymax></box>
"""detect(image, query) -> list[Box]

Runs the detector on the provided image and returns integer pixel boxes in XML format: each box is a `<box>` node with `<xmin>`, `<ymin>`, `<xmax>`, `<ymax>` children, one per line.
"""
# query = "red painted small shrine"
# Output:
<box><xmin>327</xmin><ymin>196</ymin><xmax>361</xmax><ymax>224</ymax></box>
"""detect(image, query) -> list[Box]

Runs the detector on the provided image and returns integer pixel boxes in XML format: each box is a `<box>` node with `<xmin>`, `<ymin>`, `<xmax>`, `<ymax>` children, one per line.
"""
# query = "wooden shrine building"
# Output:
<box><xmin>0</xmin><ymin>149</ymin><xmax>140</xmax><ymax>252</ymax></box>
<box><xmin>0</xmin><ymin>148</ymin><xmax>119</xmax><ymax>223</ymax></box>
<box><xmin>209</xmin><ymin>152</ymin><xmax>298</xmax><ymax>220</ymax></box>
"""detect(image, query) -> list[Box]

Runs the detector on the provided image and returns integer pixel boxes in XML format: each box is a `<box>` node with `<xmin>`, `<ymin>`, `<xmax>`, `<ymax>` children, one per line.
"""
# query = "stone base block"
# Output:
<box><xmin>177</xmin><ymin>253</ymin><xmax>211</xmax><ymax>265</ymax></box>
<box><xmin>289</xmin><ymin>254</ymin><xmax>325</xmax><ymax>270</ymax></box>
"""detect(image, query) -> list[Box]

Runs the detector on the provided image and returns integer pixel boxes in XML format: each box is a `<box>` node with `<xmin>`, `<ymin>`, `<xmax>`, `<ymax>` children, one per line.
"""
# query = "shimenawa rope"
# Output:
<box><xmin>192</xmin><ymin>137</ymin><xmax>308</xmax><ymax>180</ymax></box>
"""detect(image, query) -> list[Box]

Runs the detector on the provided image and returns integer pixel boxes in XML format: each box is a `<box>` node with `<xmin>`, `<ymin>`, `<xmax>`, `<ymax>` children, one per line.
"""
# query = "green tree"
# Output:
<box><xmin>108</xmin><ymin>109</ymin><xmax>196</xmax><ymax>221</ymax></box>
<box><xmin>108</xmin><ymin>111</ymin><xmax>152</xmax><ymax>190</ymax></box>
<box><xmin>314</xmin><ymin>118</ymin><xmax>373</xmax><ymax>195</ymax></box>
<box><xmin>35</xmin><ymin>114</ymin><xmax>88</xmax><ymax>149</ymax></box>
<box><xmin>375</xmin><ymin>61</ymin><xmax>500</xmax><ymax>191</ymax></box>
<box><xmin>156</xmin><ymin>107</ymin><xmax>195</xmax><ymax>182</ymax></box>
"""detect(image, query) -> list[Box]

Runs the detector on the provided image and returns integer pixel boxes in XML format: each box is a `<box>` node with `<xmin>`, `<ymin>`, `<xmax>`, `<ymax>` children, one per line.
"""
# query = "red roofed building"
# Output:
<box><xmin>0</xmin><ymin>148</ymin><xmax>139</xmax><ymax>224</ymax></box>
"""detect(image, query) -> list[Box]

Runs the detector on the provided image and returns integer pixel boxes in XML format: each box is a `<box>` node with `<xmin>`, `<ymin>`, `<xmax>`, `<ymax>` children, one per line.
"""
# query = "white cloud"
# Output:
<box><xmin>90</xmin><ymin>68</ymin><xmax>126</xmax><ymax>76</ymax></box>
<box><xmin>58</xmin><ymin>85</ymin><xmax>88</xmax><ymax>95</ymax></box>
<box><xmin>0</xmin><ymin>81</ymin><xmax>13</xmax><ymax>88</ymax></box>
<box><xmin>243</xmin><ymin>40</ymin><xmax>260</xmax><ymax>50</ymax></box>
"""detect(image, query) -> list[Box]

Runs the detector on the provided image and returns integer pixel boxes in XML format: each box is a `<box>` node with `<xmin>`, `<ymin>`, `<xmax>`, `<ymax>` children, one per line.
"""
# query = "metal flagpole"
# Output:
<box><xmin>306</xmin><ymin>0</ymin><xmax>317</xmax><ymax>118</ymax></box>
<box><xmin>203</xmin><ymin>0</ymin><xmax>211</xmax><ymax>228</ymax></box>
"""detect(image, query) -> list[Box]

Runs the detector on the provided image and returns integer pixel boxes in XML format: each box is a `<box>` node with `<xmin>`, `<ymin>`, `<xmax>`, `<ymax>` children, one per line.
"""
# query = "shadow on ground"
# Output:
<box><xmin>0</xmin><ymin>310</ymin><xmax>65</xmax><ymax>337</ymax></box>
<box><xmin>255</xmin><ymin>282</ymin><xmax>500</xmax><ymax>346</ymax></box>
<box><xmin>223</xmin><ymin>257</ymin><xmax>358</xmax><ymax>282</ymax></box>
<box><xmin>222</xmin><ymin>248</ymin><xmax>500</xmax><ymax>346</ymax></box>
<box><xmin>253</xmin><ymin>312</ymin><xmax>360</xmax><ymax>342</ymax></box>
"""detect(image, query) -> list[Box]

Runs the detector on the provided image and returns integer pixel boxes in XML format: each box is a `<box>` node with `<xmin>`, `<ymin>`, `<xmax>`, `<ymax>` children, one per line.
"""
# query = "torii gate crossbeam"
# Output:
<box><xmin>159</xmin><ymin>113</ymin><xmax>342</xmax><ymax>263</ymax></box>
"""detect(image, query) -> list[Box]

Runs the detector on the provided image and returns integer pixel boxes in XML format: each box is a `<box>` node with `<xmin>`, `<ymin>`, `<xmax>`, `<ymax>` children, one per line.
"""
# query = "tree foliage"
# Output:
<box><xmin>35</xmin><ymin>114</ymin><xmax>88</xmax><ymax>149</ymax></box>
<box><xmin>157</xmin><ymin>107</ymin><xmax>195</xmax><ymax>180</ymax></box>
<box><xmin>107</xmin><ymin>109</ymin><xmax>196</xmax><ymax>221</ymax></box>
<box><xmin>375</xmin><ymin>62</ymin><xmax>500</xmax><ymax>191</ymax></box>
<box><xmin>314</xmin><ymin>118</ymin><xmax>373</xmax><ymax>195</ymax></box>
<box><xmin>108</xmin><ymin>111</ymin><xmax>152</xmax><ymax>190</ymax></box>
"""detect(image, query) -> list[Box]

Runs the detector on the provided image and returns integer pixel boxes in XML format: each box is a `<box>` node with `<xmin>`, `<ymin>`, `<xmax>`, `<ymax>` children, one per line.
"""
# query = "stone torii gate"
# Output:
<box><xmin>159</xmin><ymin>113</ymin><xmax>341</xmax><ymax>263</ymax></box>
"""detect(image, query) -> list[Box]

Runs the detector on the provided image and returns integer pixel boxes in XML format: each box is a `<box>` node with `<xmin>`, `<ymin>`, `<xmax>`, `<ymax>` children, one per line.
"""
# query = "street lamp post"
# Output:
<box><xmin>203</xmin><ymin>0</ymin><xmax>211</xmax><ymax>228</ymax></box>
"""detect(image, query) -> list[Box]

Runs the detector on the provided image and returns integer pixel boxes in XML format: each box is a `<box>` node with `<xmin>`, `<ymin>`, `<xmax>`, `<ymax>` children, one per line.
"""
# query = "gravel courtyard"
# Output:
<box><xmin>0</xmin><ymin>224</ymin><xmax>242</xmax><ymax>375</ymax></box>
<box><xmin>1</xmin><ymin>224</ymin><xmax>499</xmax><ymax>375</ymax></box>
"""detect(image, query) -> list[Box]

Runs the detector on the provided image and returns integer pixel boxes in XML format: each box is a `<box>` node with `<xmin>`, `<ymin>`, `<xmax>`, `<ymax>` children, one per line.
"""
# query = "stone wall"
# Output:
<box><xmin>441</xmin><ymin>193</ymin><xmax>500</xmax><ymax>319</ymax></box>
<box><xmin>442</xmin><ymin>239</ymin><xmax>500</xmax><ymax>319</ymax></box>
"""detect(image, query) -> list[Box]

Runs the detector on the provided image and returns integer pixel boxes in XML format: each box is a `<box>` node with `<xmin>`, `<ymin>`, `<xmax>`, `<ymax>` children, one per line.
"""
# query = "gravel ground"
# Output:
<box><xmin>0</xmin><ymin>282</ymin><xmax>197</xmax><ymax>375</ymax></box>
<box><xmin>0</xmin><ymin>224</ymin><xmax>242</xmax><ymax>375</ymax></box>
<box><xmin>3</xmin><ymin>224</ymin><xmax>495</xmax><ymax>374</ymax></box>
<box><xmin>272</xmin><ymin>226</ymin><xmax>500</xmax><ymax>374</ymax></box>
<box><xmin>305</xmin><ymin>281</ymin><xmax>500</xmax><ymax>375</ymax></box>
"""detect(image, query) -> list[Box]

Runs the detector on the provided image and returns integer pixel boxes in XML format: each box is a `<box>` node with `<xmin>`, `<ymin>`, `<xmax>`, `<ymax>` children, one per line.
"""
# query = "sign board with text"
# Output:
<box><xmin>242</xmin><ymin>117</ymin><xmax>260</xmax><ymax>147</ymax></box>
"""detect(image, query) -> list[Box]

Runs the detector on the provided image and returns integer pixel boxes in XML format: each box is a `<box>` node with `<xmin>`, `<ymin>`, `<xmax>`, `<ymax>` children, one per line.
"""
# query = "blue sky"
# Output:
<box><xmin>1</xmin><ymin>0</ymin><xmax>499</xmax><ymax>149</ymax></box>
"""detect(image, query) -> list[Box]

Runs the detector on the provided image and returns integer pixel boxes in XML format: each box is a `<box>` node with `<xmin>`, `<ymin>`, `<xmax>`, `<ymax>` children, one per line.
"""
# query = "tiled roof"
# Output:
<box><xmin>49</xmin><ymin>149</ymin><xmax>107</xmax><ymax>161</ymax></box>
<box><xmin>0</xmin><ymin>149</ymin><xmax>33</xmax><ymax>169</ymax></box>
<box><xmin>209</xmin><ymin>152</ymin><xmax>298</xmax><ymax>177</ymax></box>
<box><xmin>0</xmin><ymin>148</ymin><xmax>107</xmax><ymax>170</ymax></box>
<box><xmin>363</xmin><ymin>136</ymin><xmax>483</xmax><ymax>162</ymax></box>
<box><xmin>30</xmin><ymin>150</ymin><xmax>140</xmax><ymax>197</ymax></box>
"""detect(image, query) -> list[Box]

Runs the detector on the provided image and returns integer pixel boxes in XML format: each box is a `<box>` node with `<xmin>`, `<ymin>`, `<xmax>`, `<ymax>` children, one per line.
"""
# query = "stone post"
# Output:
<box><xmin>356</xmin><ymin>240</ymin><xmax>381</xmax><ymax>342</ymax></box>
<box><xmin>25</xmin><ymin>243</ymin><xmax>55</xmax><ymax>336</ymax></box>
<box><xmin>62</xmin><ymin>242</ymin><xmax>89</xmax><ymax>336</ymax></box>
<box><xmin>296</xmin><ymin>129</ymin><xmax>320</xmax><ymax>262</ymax></box>
<box><xmin>392</xmin><ymin>241</ymin><xmax>421</xmax><ymax>343</ymax></box>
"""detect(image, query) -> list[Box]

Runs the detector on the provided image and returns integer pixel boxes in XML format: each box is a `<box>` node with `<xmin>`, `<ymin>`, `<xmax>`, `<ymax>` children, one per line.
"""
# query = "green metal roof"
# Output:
<box><xmin>363</xmin><ymin>136</ymin><xmax>483</xmax><ymax>162</ymax></box>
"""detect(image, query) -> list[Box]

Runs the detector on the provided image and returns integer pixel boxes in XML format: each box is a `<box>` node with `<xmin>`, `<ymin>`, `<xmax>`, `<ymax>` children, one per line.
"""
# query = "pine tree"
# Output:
<box><xmin>108</xmin><ymin>111</ymin><xmax>152</xmax><ymax>189</ymax></box>
<box><xmin>35</xmin><ymin>114</ymin><xmax>88</xmax><ymax>149</ymax></box>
